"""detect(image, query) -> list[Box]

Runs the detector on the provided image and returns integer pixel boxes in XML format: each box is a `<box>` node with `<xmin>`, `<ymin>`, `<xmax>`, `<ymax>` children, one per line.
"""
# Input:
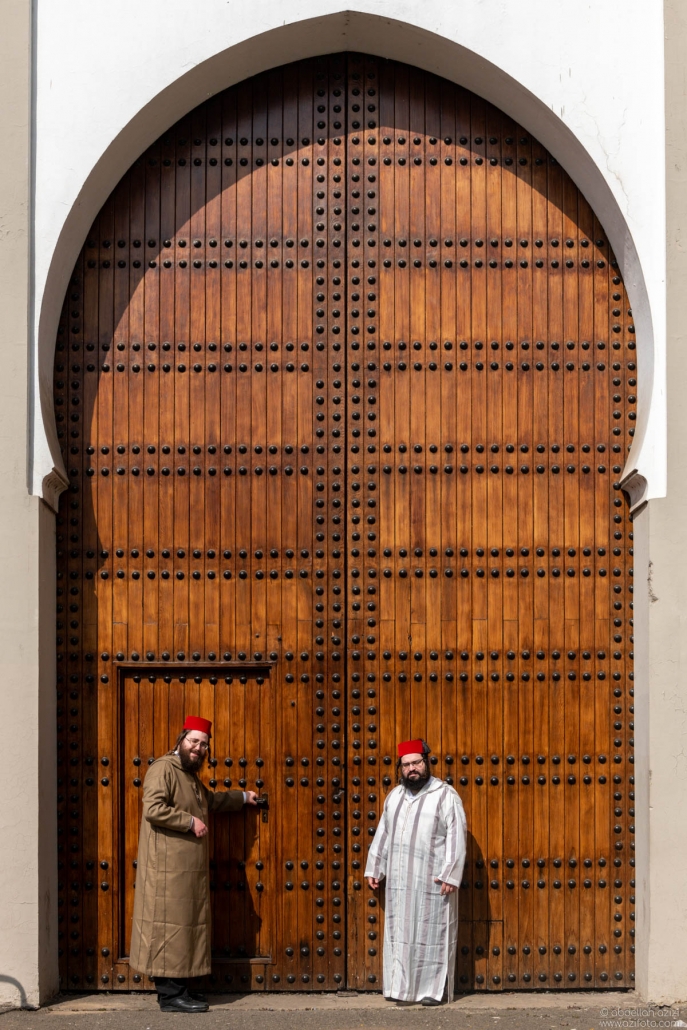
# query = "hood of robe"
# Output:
<box><xmin>404</xmin><ymin>774</ymin><xmax>445</xmax><ymax>800</ymax></box>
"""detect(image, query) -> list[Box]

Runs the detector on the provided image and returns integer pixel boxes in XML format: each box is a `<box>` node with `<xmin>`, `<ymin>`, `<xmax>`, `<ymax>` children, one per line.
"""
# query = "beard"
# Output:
<box><xmin>401</xmin><ymin>768</ymin><xmax>430</xmax><ymax>792</ymax></box>
<box><xmin>178</xmin><ymin>740</ymin><xmax>206</xmax><ymax>773</ymax></box>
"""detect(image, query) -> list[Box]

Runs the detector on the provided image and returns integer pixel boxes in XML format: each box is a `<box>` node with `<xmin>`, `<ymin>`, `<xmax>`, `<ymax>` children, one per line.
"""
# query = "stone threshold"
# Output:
<box><xmin>34</xmin><ymin>989</ymin><xmax>635</xmax><ymax>1013</ymax></box>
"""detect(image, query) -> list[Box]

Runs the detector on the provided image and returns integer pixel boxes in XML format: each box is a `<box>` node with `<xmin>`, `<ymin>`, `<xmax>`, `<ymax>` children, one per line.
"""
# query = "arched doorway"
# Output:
<box><xmin>53</xmin><ymin>52</ymin><xmax>636</xmax><ymax>992</ymax></box>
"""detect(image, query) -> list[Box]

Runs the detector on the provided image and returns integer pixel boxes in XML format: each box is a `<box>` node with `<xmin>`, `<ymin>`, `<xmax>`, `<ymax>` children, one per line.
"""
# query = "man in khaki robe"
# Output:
<box><xmin>130</xmin><ymin>716</ymin><xmax>257</xmax><ymax>1012</ymax></box>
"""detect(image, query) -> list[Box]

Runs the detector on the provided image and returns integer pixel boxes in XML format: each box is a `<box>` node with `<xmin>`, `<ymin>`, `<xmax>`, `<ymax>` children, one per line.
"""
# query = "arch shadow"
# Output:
<box><xmin>0</xmin><ymin>975</ymin><xmax>29</xmax><ymax>1010</ymax></box>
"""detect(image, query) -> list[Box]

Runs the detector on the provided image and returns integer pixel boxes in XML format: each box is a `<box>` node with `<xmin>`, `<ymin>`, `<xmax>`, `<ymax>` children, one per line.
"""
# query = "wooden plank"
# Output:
<box><xmin>96</xmin><ymin>193</ymin><xmax>117</xmax><ymax>989</ymax></box>
<box><xmin>485</xmin><ymin>108</ymin><xmax>504</xmax><ymax>973</ymax></box>
<box><xmin>498</xmin><ymin>116</ymin><xmax>519</xmax><ymax>991</ymax></box>
<box><xmin>530</xmin><ymin>136</ymin><xmax>550</xmax><ymax>989</ymax></box>
<box><xmin>295</xmin><ymin>57</ymin><xmax>315</xmax><ymax>990</ymax></box>
<box><xmin>64</xmin><ymin>250</ymin><xmax>86</xmax><ymax>989</ymax></box>
<box><xmin>188</xmin><ymin>104</ymin><xmax>208</xmax><ymax>663</ymax></box>
<box><xmin>372</xmin><ymin>57</ymin><xmax>398</xmax><ymax>989</ymax></box>
<box><xmin>546</xmin><ymin>151</ymin><xmax>566</xmax><ymax>989</ymax></box>
<box><xmin>561</xmin><ymin>171</ymin><xmax>581</xmax><ymax>989</ymax></box>
<box><xmin>424</xmin><ymin>70</ymin><xmax>444</xmax><ymax>798</ymax></box>
<box><xmin>203</xmin><ymin>96</ymin><xmax>222</xmax><ymax>670</ymax></box>
<box><xmin>141</xmin><ymin>142</ymin><xmax>161</xmax><ymax>670</ymax></box>
<box><xmin>279</xmin><ymin>59</ymin><xmax>300</xmax><ymax>991</ymax></box>
<box><xmin>592</xmin><ymin>213</ymin><xmax>613</xmax><ymax>989</ymax></box>
<box><xmin>408</xmin><ymin>65</ymin><xmax>428</xmax><ymax>746</ymax></box>
<box><xmin>173</xmin><ymin>121</ymin><xmax>192</xmax><ymax>664</ymax></box>
<box><xmin>577</xmin><ymin>190</ymin><xmax>596</xmax><ymax>988</ymax></box>
<box><xmin>158</xmin><ymin>125</ymin><xmax>177</xmax><ymax>670</ymax></box>
<box><xmin>345</xmin><ymin>50</ymin><xmax>368</xmax><ymax>990</ymax></box>
<box><xmin>79</xmin><ymin>236</ymin><xmax>100</xmax><ymax>990</ymax></box>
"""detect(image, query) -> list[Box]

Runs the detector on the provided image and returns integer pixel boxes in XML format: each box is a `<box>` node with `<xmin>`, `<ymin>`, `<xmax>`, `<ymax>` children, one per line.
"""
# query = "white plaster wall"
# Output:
<box><xmin>33</xmin><ymin>0</ymin><xmax>665</xmax><ymax>506</ymax></box>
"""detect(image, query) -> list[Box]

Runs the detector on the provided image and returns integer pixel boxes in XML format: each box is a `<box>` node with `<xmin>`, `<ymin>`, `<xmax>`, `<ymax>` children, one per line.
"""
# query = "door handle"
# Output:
<box><xmin>255</xmin><ymin>792</ymin><xmax>269</xmax><ymax>822</ymax></box>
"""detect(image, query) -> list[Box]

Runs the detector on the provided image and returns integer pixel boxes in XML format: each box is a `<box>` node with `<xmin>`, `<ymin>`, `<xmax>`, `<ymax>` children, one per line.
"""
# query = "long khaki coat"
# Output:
<box><xmin>129</xmin><ymin>752</ymin><xmax>244</xmax><ymax>978</ymax></box>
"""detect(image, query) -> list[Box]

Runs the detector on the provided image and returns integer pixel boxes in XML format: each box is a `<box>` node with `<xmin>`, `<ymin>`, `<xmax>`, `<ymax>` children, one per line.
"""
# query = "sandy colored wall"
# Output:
<box><xmin>634</xmin><ymin>0</ymin><xmax>687</xmax><ymax>1005</ymax></box>
<box><xmin>0</xmin><ymin>0</ymin><xmax>58</xmax><ymax>1009</ymax></box>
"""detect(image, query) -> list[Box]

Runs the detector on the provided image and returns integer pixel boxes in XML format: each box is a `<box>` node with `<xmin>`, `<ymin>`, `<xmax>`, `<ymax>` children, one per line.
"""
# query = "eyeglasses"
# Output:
<box><xmin>400</xmin><ymin>759</ymin><xmax>425</xmax><ymax>770</ymax></box>
<box><xmin>186</xmin><ymin>737</ymin><xmax>209</xmax><ymax>752</ymax></box>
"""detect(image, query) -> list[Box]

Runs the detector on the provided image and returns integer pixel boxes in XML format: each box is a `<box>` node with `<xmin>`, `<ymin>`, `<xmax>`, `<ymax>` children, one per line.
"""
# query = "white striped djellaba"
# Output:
<box><xmin>365</xmin><ymin>776</ymin><xmax>468</xmax><ymax>1003</ymax></box>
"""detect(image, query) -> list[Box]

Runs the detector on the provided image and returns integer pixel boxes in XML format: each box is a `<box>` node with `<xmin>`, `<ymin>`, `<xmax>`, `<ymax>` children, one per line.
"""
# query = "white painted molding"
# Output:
<box><xmin>40</xmin><ymin>467</ymin><xmax>68</xmax><ymax>515</ymax></box>
<box><xmin>621</xmin><ymin>468</ymin><xmax>649</xmax><ymax>517</ymax></box>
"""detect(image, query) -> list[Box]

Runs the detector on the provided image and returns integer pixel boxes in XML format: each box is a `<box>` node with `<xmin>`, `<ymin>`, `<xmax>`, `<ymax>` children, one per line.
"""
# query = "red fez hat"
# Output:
<box><xmin>183</xmin><ymin>716</ymin><xmax>212</xmax><ymax>736</ymax></box>
<box><xmin>397</xmin><ymin>738</ymin><xmax>430</xmax><ymax>757</ymax></box>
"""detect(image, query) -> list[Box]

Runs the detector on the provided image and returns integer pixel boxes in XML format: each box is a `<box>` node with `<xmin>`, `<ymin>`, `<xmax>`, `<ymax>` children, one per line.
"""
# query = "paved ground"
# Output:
<box><xmin>2</xmin><ymin>992</ymin><xmax>684</xmax><ymax>1030</ymax></box>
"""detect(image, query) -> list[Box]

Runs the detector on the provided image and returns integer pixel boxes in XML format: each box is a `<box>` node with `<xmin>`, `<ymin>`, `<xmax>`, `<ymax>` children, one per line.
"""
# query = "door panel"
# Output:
<box><xmin>118</xmin><ymin>664</ymin><xmax>274</xmax><ymax>985</ymax></box>
<box><xmin>340</xmin><ymin>53</ymin><xmax>635</xmax><ymax>989</ymax></box>
<box><xmin>53</xmin><ymin>53</ymin><xmax>636</xmax><ymax>993</ymax></box>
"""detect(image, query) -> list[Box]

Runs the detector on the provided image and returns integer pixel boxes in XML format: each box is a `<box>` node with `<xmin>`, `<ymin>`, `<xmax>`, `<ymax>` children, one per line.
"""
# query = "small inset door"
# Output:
<box><xmin>117</xmin><ymin>664</ymin><xmax>274</xmax><ymax>989</ymax></box>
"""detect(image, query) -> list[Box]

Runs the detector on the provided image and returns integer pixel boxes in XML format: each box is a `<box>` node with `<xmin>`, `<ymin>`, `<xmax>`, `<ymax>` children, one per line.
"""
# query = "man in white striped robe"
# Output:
<box><xmin>365</xmin><ymin>739</ymin><xmax>467</xmax><ymax>1005</ymax></box>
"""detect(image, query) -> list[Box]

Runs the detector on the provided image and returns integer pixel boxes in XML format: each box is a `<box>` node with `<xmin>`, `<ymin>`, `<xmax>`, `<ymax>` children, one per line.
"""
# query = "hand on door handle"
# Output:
<box><xmin>244</xmin><ymin>791</ymin><xmax>259</xmax><ymax>805</ymax></box>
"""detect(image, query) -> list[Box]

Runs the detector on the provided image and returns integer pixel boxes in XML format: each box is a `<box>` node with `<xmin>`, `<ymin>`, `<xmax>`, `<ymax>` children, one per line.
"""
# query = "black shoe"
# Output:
<box><xmin>421</xmin><ymin>996</ymin><xmax>442</xmax><ymax>1006</ymax></box>
<box><xmin>159</xmin><ymin>996</ymin><xmax>209</xmax><ymax>1013</ymax></box>
<box><xmin>188</xmin><ymin>993</ymin><xmax>208</xmax><ymax>1003</ymax></box>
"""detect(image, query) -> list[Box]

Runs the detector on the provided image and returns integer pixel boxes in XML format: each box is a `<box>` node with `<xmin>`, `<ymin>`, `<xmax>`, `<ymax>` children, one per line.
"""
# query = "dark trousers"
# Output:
<box><xmin>153</xmin><ymin>977</ymin><xmax>189</xmax><ymax>1002</ymax></box>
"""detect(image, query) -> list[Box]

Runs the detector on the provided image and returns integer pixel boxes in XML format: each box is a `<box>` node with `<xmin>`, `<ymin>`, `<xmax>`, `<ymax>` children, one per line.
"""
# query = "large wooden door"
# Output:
<box><xmin>54</xmin><ymin>53</ymin><xmax>636</xmax><ymax>993</ymax></box>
